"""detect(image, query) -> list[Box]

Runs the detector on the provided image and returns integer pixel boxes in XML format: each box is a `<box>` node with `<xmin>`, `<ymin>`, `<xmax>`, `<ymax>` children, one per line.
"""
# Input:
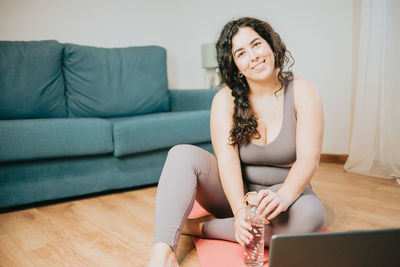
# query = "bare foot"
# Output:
<box><xmin>182</xmin><ymin>215</ymin><xmax>214</xmax><ymax>237</ymax></box>
<box><xmin>148</xmin><ymin>242</ymin><xmax>179</xmax><ymax>267</ymax></box>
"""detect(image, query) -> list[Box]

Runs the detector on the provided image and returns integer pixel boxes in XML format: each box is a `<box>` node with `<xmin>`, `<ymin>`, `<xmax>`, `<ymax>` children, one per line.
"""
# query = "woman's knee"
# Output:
<box><xmin>290</xmin><ymin>195</ymin><xmax>326</xmax><ymax>233</ymax></box>
<box><xmin>302</xmin><ymin>204</ymin><xmax>325</xmax><ymax>232</ymax></box>
<box><xmin>167</xmin><ymin>144</ymin><xmax>211</xmax><ymax>173</ymax></box>
<box><xmin>167</xmin><ymin>144</ymin><xmax>200</xmax><ymax>161</ymax></box>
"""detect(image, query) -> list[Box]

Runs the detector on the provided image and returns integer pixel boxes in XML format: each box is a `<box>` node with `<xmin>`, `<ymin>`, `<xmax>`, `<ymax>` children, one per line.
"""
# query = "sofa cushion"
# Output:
<box><xmin>63</xmin><ymin>44</ymin><xmax>170</xmax><ymax>118</ymax></box>
<box><xmin>0</xmin><ymin>40</ymin><xmax>67</xmax><ymax>119</ymax></box>
<box><xmin>170</xmin><ymin>88</ymin><xmax>219</xmax><ymax>111</ymax></box>
<box><xmin>109</xmin><ymin>111</ymin><xmax>211</xmax><ymax>157</ymax></box>
<box><xmin>0</xmin><ymin>118</ymin><xmax>113</xmax><ymax>163</ymax></box>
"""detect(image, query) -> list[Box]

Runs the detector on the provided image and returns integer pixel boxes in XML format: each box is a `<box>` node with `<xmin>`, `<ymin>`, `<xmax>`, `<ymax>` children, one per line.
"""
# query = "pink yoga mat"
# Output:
<box><xmin>188</xmin><ymin>200</ymin><xmax>329</xmax><ymax>267</ymax></box>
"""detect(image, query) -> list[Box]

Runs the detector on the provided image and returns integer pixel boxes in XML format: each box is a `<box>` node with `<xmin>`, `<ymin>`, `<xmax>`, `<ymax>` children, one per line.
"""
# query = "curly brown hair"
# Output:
<box><xmin>216</xmin><ymin>17</ymin><xmax>294</xmax><ymax>145</ymax></box>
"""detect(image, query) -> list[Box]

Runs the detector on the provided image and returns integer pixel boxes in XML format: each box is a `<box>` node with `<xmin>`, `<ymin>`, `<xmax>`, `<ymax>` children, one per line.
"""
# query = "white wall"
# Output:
<box><xmin>0</xmin><ymin>0</ymin><xmax>353</xmax><ymax>154</ymax></box>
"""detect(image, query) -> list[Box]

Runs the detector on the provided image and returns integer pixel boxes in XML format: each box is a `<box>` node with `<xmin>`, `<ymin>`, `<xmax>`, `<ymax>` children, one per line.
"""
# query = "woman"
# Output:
<box><xmin>148</xmin><ymin>17</ymin><xmax>325</xmax><ymax>267</ymax></box>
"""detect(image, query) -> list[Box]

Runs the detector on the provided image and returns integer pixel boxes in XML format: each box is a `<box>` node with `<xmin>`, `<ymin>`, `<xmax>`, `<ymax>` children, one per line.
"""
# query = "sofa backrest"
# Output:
<box><xmin>63</xmin><ymin>44</ymin><xmax>170</xmax><ymax>117</ymax></box>
<box><xmin>0</xmin><ymin>40</ymin><xmax>67</xmax><ymax>119</ymax></box>
<box><xmin>0</xmin><ymin>41</ymin><xmax>170</xmax><ymax>119</ymax></box>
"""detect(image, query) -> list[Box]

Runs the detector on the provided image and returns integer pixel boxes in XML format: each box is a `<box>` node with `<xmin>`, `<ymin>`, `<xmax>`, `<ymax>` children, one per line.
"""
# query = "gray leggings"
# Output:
<box><xmin>153</xmin><ymin>144</ymin><xmax>326</xmax><ymax>251</ymax></box>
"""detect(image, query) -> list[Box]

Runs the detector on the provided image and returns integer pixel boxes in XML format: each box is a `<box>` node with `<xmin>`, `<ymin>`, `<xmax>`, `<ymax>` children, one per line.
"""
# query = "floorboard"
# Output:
<box><xmin>0</xmin><ymin>162</ymin><xmax>399</xmax><ymax>266</ymax></box>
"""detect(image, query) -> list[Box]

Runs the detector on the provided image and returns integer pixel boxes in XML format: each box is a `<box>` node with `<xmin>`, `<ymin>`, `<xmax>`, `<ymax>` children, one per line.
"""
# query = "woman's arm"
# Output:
<box><xmin>256</xmin><ymin>78</ymin><xmax>324</xmax><ymax>220</ymax></box>
<box><xmin>210</xmin><ymin>87</ymin><xmax>245</xmax><ymax>217</ymax></box>
<box><xmin>211</xmin><ymin>87</ymin><xmax>254</xmax><ymax>245</ymax></box>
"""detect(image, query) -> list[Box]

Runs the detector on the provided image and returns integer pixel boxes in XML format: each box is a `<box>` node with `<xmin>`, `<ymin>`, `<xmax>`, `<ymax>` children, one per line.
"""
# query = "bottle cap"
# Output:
<box><xmin>243</xmin><ymin>191</ymin><xmax>258</xmax><ymax>206</ymax></box>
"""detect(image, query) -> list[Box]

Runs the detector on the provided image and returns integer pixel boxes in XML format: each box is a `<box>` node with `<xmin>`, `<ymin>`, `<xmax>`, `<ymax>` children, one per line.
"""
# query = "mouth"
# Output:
<box><xmin>251</xmin><ymin>59</ymin><xmax>266</xmax><ymax>70</ymax></box>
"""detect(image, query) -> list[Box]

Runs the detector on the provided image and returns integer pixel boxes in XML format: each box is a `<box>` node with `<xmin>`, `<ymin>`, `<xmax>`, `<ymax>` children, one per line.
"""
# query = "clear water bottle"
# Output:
<box><xmin>243</xmin><ymin>194</ymin><xmax>265</xmax><ymax>266</ymax></box>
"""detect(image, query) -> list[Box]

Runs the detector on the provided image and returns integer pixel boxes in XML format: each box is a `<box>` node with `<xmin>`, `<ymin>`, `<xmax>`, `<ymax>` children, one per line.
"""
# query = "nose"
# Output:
<box><xmin>248</xmin><ymin>49</ymin><xmax>259</xmax><ymax>61</ymax></box>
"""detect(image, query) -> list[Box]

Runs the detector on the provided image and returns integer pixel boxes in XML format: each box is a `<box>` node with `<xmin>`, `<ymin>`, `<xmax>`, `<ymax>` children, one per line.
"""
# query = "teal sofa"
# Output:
<box><xmin>0</xmin><ymin>40</ymin><xmax>218</xmax><ymax>209</ymax></box>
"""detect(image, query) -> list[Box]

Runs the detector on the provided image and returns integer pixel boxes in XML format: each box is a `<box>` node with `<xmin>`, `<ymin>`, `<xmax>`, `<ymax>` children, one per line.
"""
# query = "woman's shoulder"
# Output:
<box><xmin>292</xmin><ymin>76</ymin><xmax>322</xmax><ymax>109</ymax></box>
<box><xmin>292</xmin><ymin>76</ymin><xmax>316</xmax><ymax>91</ymax></box>
<box><xmin>215</xmin><ymin>86</ymin><xmax>233</xmax><ymax>98</ymax></box>
<box><xmin>212</xmin><ymin>86</ymin><xmax>235</xmax><ymax>107</ymax></box>
<box><xmin>292</xmin><ymin>76</ymin><xmax>320</xmax><ymax>96</ymax></box>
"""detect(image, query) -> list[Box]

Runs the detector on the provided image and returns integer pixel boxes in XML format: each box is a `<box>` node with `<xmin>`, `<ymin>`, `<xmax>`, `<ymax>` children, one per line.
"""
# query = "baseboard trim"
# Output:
<box><xmin>320</xmin><ymin>154</ymin><xmax>349</xmax><ymax>164</ymax></box>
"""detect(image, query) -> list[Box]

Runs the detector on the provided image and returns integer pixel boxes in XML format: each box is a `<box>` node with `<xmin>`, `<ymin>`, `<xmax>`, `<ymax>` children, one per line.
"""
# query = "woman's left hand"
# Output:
<box><xmin>255</xmin><ymin>190</ymin><xmax>290</xmax><ymax>221</ymax></box>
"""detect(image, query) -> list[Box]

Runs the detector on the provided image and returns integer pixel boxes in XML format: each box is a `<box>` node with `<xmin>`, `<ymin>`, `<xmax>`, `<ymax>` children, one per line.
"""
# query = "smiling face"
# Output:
<box><xmin>232</xmin><ymin>27</ymin><xmax>276</xmax><ymax>83</ymax></box>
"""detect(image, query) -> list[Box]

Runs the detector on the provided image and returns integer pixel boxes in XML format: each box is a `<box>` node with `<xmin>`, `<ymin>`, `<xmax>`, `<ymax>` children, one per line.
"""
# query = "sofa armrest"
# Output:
<box><xmin>169</xmin><ymin>88</ymin><xmax>220</xmax><ymax>112</ymax></box>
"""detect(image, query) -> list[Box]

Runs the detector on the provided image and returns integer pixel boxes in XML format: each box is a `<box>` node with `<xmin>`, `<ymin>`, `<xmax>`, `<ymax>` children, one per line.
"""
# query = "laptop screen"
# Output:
<box><xmin>268</xmin><ymin>228</ymin><xmax>400</xmax><ymax>267</ymax></box>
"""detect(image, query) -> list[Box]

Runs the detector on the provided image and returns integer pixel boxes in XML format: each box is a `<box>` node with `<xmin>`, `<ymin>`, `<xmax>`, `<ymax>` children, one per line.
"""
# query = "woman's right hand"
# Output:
<box><xmin>234</xmin><ymin>207</ymin><xmax>254</xmax><ymax>246</ymax></box>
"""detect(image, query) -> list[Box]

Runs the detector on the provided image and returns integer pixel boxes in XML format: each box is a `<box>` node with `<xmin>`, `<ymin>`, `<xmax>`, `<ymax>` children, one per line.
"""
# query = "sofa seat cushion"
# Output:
<box><xmin>0</xmin><ymin>118</ymin><xmax>113</xmax><ymax>163</ymax></box>
<box><xmin>63</xmin><ymin>44</ymin><xmax>170</xmax><ymax>118</ymax></box>
<box><xmin>110</xmin><ymin>111</ymin><xmax>211</xmax><ymax>157</ymax></box>
<box><xmin>0</xmin><ymin>40</ymin><xmax>67</xmax><ymax>119</ymax></box>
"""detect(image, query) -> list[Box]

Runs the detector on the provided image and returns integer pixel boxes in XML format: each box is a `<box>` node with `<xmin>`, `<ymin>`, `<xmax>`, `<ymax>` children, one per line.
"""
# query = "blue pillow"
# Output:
<box><xmin>63</xmin><ymin>44</ymin><xmax>170</xmax><ymax>117</ymax></box>
<box><xmin>0</xmin><ymin>40</ymin><xmax>67</xmax><ymax>119</ymax></box>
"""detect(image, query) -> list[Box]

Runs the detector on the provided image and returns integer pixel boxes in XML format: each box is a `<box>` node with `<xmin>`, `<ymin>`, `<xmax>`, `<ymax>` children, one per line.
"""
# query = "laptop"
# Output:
<box><xmin>268</xmin><ymin>228</ymin><xmax>400</xmax><ymax>267</ymax></box>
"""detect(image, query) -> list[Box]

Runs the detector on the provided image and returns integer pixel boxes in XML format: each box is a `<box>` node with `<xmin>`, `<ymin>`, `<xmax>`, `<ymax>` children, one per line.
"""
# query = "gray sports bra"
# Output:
<box><xmin>239</xmin><ymin>77</ymin><xmax>297</xmax><ymax>166</ymax></box>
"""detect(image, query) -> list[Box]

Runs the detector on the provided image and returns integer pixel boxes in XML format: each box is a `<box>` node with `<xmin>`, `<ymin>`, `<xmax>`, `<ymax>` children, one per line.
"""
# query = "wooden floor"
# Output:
<box><xmin>0</xmin><ymin>162</ymin><xmax>399</xmax><ymax>266</ymax></box>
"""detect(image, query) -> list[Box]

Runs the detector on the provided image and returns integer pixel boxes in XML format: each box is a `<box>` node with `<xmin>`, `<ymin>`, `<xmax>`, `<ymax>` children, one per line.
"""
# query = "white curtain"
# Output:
<box><xmin>344</xmin><ymin>0</ymin><xmax>400</xmax><ymax>180</ymax></box>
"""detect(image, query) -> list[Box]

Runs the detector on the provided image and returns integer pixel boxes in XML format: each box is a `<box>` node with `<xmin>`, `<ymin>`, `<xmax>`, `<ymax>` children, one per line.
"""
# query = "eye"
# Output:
<box><xmin>253</xmin><ymin>41</ymin><xmax>261</xmax><ymax>48</ymax></box>
<box><xmin>237</xmin><ymin>51</ymin><xmax>245</xmax><ymax>58</ymax></box>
